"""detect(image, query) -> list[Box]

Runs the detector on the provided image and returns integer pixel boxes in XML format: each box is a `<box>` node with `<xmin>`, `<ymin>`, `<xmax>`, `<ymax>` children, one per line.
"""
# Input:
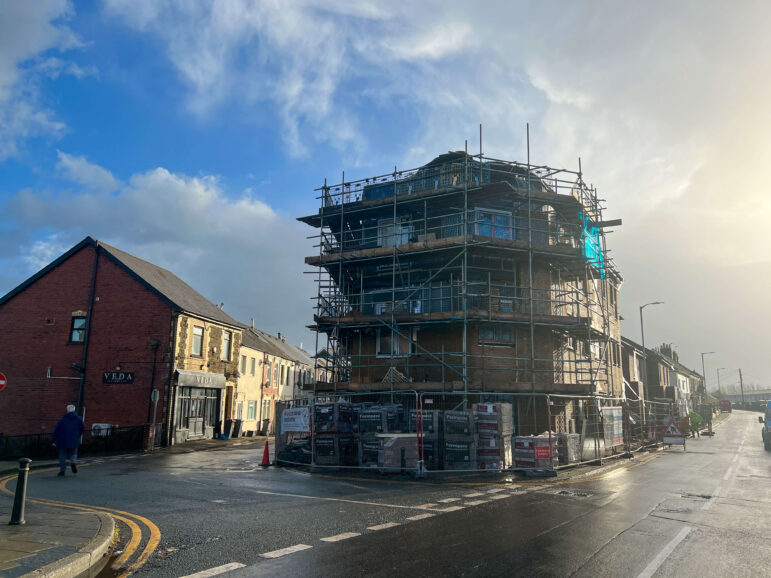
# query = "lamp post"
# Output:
<box><xmin>701</xmin><ymin>351</ymin><xmax>715</xmax><ymax>393</ymax></box>
<box><xmin>716</xmin><ymin>367</ymin><xmax>725</xmax><ymax>396</ymax></box>
<box><xmin>639</xmin><ymin>301</ymin><xmax>664</xmax><ymax>402</ymax></box>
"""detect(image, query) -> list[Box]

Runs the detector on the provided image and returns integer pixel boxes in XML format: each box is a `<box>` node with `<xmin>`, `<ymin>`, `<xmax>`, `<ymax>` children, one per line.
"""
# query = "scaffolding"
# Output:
<box><xmin>299</xmin><ymin>133</ymin><xmax>623</xmax><ymax>398</ymax></box>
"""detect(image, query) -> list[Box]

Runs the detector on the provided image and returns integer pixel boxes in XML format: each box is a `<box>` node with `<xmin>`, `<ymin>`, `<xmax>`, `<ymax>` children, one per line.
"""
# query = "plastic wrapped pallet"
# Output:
<box><xmin>444</xmin><ymin>410</ymin><xmax>475</xmax><ymax>437</ymax></box>
<box><xmin>419</xmin><ymin>437</ymin><xmax>441</xmax><ymax>470</ymax></box>
<box><xmin>443</xmin><ymin>439</ymin><xmax>477</xmax><ymax>470</ymax></box>
<box><xmin>378</xmin><ymin>436</ymin><xmax>420</xmax><ymax>470</ymax></box>
<box><xmin>314</xmin><ymin>434</ymin><xmax>357</xmax><ymax>466</ymax></box>
<box><xmin>477</xmin><ymin>434</ymin><xmax>512</xmax><ymax>469</ymax></box>
<box><xmin>473</xmin><ymin>403</ymin><xmax>514</xmax><ymax>436</ymax></box>
<box><xmin>513</xmin><ymin>435</ymin><xmax>558</xmax><ymax>469</ymax></box>
<box><xmin>357</xmin><ymin>408</ymin><xmax>389</xmax><ymax>434</ymax></box>
<box><xmin>409</xmin><ymin>409</ymin><xmax>443</xmax><ymax>436</ymax></box>
<box><xmin>358</xmin><ymin>436</ymin><xmax>381</xmax><ymax>467</ymax></box>
<box><xmin>314</xmin><ymin>402</ymin><xmax>354</xmax><ymax>433</ymax></box>
<box><xmin>556</xmin><ymin>432</ymin><xmax>581</xmax><ymax>465</ymax></box>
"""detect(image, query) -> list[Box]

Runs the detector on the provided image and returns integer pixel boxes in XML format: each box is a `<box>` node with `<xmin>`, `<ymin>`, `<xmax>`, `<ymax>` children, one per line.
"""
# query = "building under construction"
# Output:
<box><xmin>298</xmin><ymin>146</ymin><xmax>623</xmax><ymax>398</ymax></box>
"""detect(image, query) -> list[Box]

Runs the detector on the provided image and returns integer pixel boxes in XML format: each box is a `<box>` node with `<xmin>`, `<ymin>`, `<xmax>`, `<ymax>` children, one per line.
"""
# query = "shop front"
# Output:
<box><xmin>174</xmin><ymin>370</ymin><xmax>227</xmax><ymax>443</ymax></box>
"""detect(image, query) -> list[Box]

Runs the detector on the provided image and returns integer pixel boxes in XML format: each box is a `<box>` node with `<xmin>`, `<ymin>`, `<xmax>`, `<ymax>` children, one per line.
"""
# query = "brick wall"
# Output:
<box><xmin>0</xmin><ymin>245</ymin><xmax>173</xmax><ymax>436</ymax></box>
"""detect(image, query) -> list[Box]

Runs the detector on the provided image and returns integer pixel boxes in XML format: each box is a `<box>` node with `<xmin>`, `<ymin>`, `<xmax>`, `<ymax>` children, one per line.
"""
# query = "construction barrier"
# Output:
<box><xmin>274</xmin><ymin>392</ymin><xmax>678</xmax><ymax>475</ymax></box>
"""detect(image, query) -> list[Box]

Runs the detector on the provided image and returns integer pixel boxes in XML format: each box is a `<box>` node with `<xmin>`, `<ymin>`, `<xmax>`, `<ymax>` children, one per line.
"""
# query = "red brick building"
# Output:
<box><xmin>0</xmin><ymin>237</ymin><xmax>243</xmax><ymax>446</ymax></box>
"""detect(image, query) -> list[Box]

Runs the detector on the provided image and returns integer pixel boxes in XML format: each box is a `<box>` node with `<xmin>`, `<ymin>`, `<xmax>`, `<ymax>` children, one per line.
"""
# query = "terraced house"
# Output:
<box><xmin>299</xmin><ymin>151</ymin><xmax>623</xmax><ymax>397</ymax></box>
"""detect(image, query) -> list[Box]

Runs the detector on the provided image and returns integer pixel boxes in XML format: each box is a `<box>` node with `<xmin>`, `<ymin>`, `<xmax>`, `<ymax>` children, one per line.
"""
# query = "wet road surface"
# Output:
<box><xmin>3</xmin><ymin>412</ymin><xmax>768</xmax><ymax>577</ymax></box>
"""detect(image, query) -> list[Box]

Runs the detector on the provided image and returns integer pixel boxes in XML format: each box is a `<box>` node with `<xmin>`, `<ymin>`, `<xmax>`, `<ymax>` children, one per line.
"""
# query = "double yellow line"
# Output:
<box><xmin>0</xmin><ymin>467</ymin><xmax>161</xmax><ymax>577</ymax></box>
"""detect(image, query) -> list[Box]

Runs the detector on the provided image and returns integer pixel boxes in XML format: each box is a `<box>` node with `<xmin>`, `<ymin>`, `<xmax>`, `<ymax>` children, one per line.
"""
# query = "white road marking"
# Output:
<box><xmin>437</xmin><ymin>497</ymin><xmax>461</xmax><ymax>503</ymax></box>
<box><xmin>406</xmin><ymin>513</ymin><xmax>435</xmax><ymax>521</ymax></box>
<box><xmin>722</xmin><ymin>464</ymin><xmax>735</xmax><ymax>481</ymax></box>
<box><xmin>252</xmin><ymin>489</ymin><xmax>432</xmax><ymax>510</ymax></box>
<box><xmin>464</xmin><ymin>500</ymin><xmax>488</xmax><ymax>506</ymax></box>
<box><xmin>487</xmin><ymin>487</ymin><xmax>506</xmax><ymax>493</ymax></box>
<box><xmin>636</xmin><ymin>526</ymin><xmax>692</xmax><ymax>578</ymax></box>
<box><xmin>415</xmin><ymin>503</ymin><xmax>438</xmax><ymax>509</ymax></box>
<box><xmin>261</xmin><ymin>544</ymin><xmax>313</xmax><ymax>559</ymax></box>
<box><xmin>367</xmin><ymin>522</ymin><xmax>400</xmax><ymax>531</ymax></box>
<box><xmin>321</xmin><ymin>532</ymin><xmax>360</xmax><ymax>542</ymax></box>
<box><xmin>435</xmin><ymin>506</ymin><xmax>464</xmax><ymax>513</ymax></box>
<box><xmin>488</xmin><ymin>494</ymin><xmax>509</xmax><ymax>500</ymax></box>
<box><xmin>463</xmin><ymin>492</ymin><xmax>485</xmax><ymax>498</ymax></box>
<box><xmin>702</xmin><ymin>486</ymin><xmax>721</xmax><ymax>511</ymax></box>
<box><xmin>181</xmin><ymin>562</ymin><xmax>247</xmax><ymax>577</ymax></box>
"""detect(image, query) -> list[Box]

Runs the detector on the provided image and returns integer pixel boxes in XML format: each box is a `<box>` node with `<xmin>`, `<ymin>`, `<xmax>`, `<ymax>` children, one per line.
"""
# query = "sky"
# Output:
<box><xmin>1</xmin><ymin>0</ymin><xmax>769</xmax><ymax>392</ymax></box>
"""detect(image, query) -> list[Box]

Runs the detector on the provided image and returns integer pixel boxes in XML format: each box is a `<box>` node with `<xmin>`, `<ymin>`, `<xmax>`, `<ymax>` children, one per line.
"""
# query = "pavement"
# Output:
<box><xmin>0</xmin><ymin>501</ymin><xmax>113</xmax><ymax>578</ymax></box>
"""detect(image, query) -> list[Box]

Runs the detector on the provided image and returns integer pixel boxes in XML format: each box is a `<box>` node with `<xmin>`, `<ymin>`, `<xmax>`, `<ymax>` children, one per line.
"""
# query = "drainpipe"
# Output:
<box><xmin>165</xmin><ymin>313</ymin><xmax>180</xmax><ymax>445</ymax></box>
<box><xmin>76</xmin><ymin>244</ymin><xmax>100</xmax><ymax>415</ymax></box>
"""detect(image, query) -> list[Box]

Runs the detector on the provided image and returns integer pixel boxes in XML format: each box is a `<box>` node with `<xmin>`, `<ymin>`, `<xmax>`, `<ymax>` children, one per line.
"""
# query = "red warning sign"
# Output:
<box><xmin>663</xmin><ymin>421</ymin><xmax>683</xmax><ymax>437</ymax></box>
<box><xmin>0</xmin><ymin>371</ymin><xmax>6</xmax><ymax>392</ymax></box>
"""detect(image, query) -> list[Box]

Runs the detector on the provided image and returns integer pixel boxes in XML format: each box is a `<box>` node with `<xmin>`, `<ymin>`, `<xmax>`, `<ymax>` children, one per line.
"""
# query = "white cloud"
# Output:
<box><xmin>1</xmin><ymin>161</ymin><xmax>316</xmax><ymax>346</ymax></box>
<box><xmin>56</xmin><ymin>150</ymin><xmax>120</xmax><ymax>192</ymax></box>
<box><xmin>0</xmin><ymin>1</ymin><xmax>86</xmax><ymax>159</ymax></box>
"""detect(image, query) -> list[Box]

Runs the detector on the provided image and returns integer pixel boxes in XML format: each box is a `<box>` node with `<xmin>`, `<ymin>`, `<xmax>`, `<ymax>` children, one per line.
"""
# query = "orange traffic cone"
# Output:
<box><xmin>261</xmin><ymin>440</ymin><xmax>271</xmax><ymax>468</ymax></box>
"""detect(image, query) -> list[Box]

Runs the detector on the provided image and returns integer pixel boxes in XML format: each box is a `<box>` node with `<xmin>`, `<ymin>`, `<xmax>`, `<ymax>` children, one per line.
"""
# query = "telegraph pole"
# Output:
<box><xmin>739</xmin><ymin>368</ymin><xmax>745</xmax><ymax>405</ymax></box>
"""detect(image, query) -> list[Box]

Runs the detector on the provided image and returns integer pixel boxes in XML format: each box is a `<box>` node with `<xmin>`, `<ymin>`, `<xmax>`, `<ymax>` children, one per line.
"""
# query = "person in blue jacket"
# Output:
<box><xmin>53</xmin><ymin>404</ymin><xmax>85</xmax><ymax>476</ymax></box>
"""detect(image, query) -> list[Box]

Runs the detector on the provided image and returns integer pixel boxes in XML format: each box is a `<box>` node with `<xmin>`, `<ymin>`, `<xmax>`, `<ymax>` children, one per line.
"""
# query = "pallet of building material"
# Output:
<box><xmin>357</xmin><ymin>408</ymin><xmax>389</xmax><ymax>434</ymax></box>
<box><xmin>378</xmin><ymin>435</ymin><xmax>420</xmax><ymax>470</ymax></box>
<box><xmin>444</xmin><ymin>410</ymin><xmax>475</xmax><ymax>437</ymax></box>
<box><xmin>314</xmin><ymin>434</ymin><xmax>357</xmax><ymax>466</ymax></box>
<box><xmin>358</xmin><ymin>436</ymin><xmax>381</xmax><ymax>467</ymax></box>
<box><xmin>419</xmin><ymin>437</ymin><xmax>442</xmax><ymax>470</ymax></box>
<box><xmin>473</xmin><ymin>402</ymin><xmax>514</xmax><ymax>436</ymax></box>
<box><xmin>477</xmin><ymin>434</ymin><xmax>512</xmax><ymax>470</ymax></box>
<box><xmin>314</xmin><ymin>402</ymin><xmax>354</xmax><ymax>433</ymax></box>
<box><xmin>443</xmin><ymin>439</ymin><xmax>477</xmax><ymax>470</ymax></box>
<box><xmin>556</xmin><ymin>432</ymin><xmax>581</xmax><ymax>465</ymax></box>
<box><xmin>372</xmin><ymin>404</ymin><xmax>403</xmax><ymax>432</ymax></box>
<box><xmin>409</xmin><ymin>409</ymin><xmax>443</xmax><ymax>435</ymax></box>
<box><xmin>513</xmin><ymin>435</ymin><xmax>558</xmax><ymax>469</ymax></box>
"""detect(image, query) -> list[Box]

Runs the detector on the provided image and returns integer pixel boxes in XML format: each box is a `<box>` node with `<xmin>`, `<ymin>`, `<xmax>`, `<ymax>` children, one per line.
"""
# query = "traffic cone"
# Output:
<box><xmin>260</xmin><ymin>440</ymin><xmax>271</xmax><ymax>468</ymax></box>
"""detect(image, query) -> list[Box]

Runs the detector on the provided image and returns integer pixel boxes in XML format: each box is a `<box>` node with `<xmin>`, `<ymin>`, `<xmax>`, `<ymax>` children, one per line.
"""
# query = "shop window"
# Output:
<box><xmin>222</xmin><ymin>330</ymin><xmax>232</xmax><ymax>361</ymax></box>
<box><xmin>70</xmin><ymin>316</ymin><xmax>86</xmax><ymax>343</ymax></box>
<box><xmin>192</xmin><ymin>326</ymin><xmax>204</xmax><ymax>356</ymax></box>
<box><xmin>247</xmin><ymin>401</ymin><xmax>257</xmax><ymax>421</ymax></box>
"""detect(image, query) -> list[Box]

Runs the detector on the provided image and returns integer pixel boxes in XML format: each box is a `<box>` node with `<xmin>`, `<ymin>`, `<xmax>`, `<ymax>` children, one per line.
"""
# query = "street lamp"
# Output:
<box><xmin>639</xmin><ymin>301</ymin><xmax>664</xmax><ymax>401</ymax></box>
<box><xmin>701</xmin><ymin>351</ymin><xmax>715</xmax><ymax>393</ymax></box>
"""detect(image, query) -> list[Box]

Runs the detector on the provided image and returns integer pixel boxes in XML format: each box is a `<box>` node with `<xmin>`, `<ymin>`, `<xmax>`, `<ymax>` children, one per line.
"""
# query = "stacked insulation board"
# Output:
<box><xmin>474</xmin><ymin>403</ymin><xmax>513</xmax><ymax>470</ymax></box>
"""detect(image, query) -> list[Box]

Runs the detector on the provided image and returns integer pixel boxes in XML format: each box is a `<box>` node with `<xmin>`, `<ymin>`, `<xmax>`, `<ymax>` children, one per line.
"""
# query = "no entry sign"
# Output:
<box><xmin>0</xmin><ymin>371</ymin><xmax>7</xmax><ymax>391</ymax></box>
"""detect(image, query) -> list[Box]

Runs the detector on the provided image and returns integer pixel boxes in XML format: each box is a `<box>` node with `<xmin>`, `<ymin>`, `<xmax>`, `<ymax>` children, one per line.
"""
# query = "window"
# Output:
<box><xmin>376</xmin><ymin>328</ymin><xmax>417</xmax><ymax>357</ymax></box>
<box><xmin>236</xmin><ymin>402</ymin><xmax>243</xmax><ymax>420</ymax></box>
<box><xmin>262</xmin><ymin>399</ymin><xmax>271</xmax><ymax>421</ymax></box>
<box><xmin>475</xmin><ymin>208</ymin><xmax>512</xmax><ymax>240</ymax></box>
<box><xmin>250</xmin><ymin>358</ymin><xmax>256</xmax><ymax>376</ymax></box>
<box><xmin>479</xmin><ymin>324</ymin><xmax>513</xmax><ymax>344</ymax></box>
<box><xmin>192</xmin><ymin>326</ymin><xmax>204</xmax><ymax>356</ymax></box>
<box><xmin>222</xmin><ymin>330</ymin><xmax>232</xmax><ymax>361</ymax></box>
<box><xmin>240</xmin><ymin>355</ymin><xmax>247</xmax><ymax>374</ymax></box>
<box><xmin>70</xmin><ymin>316</ymin><xmax>86</xmax><ymax>343</ymax></box>
<box><xmin>377</xmin><ymin>218</ymin><xmax>413</xmax><ymax>247</ymax></box>
<box><xmin>273</xmin><ymin>363</ymin><xmax>278</xmax><ymax>384</ymax></box>
<box><xmin>247</xmin><ymin>401</ymin><xmax>257</xmax><ymax>421</ymax></box>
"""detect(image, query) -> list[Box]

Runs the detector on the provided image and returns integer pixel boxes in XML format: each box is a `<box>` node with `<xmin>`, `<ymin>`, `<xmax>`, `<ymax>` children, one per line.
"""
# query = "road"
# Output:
<box><xmin>2</xmin><ymin>411</ymin><xmax>768</xmax><ymax>577</ymax></box>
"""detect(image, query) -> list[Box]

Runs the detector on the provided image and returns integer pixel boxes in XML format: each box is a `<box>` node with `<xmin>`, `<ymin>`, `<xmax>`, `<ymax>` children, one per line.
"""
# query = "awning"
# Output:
<box><xmin>175</xmin><ymin>369</ymin><xmax>227</xmax><ymax>389</ymax></box>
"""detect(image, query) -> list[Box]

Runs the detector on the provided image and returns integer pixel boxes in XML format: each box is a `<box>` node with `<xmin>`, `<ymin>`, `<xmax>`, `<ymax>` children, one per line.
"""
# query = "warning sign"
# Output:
<box><xmin>535</xmin><ymin>446</ymin><xmax>551</xmax><ymax>459</ymax></box>
<box><xmin>663</xmin><ymin>421</ymin><xmax>683</xmax><ymax>437</ymax></box>
<box><xmin>663</xmin><ymin>420</ymin><xmax>686</xmax><ymax>447</ymax></box>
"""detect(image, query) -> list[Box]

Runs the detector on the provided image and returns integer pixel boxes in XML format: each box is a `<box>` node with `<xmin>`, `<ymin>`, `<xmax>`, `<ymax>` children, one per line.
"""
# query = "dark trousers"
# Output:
<box><xmin>58</xmin><ymin>447</ymin><xmax>78</xmax><ymax>472</ymax></box>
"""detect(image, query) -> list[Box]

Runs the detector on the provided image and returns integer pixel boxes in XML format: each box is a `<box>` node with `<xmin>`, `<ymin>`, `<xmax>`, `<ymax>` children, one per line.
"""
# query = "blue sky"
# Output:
<box><xmin>1</xmin><ymin>1</ymin><xmax>770</xmax><ymax>390</ymax></box>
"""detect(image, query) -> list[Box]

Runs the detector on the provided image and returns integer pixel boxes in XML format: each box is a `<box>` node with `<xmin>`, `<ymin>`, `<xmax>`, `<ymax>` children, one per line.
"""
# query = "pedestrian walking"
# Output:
<box><xmin>53</xmin><ymin>404</ymin><xmax>85</xmax><ymax>476</ymax></box>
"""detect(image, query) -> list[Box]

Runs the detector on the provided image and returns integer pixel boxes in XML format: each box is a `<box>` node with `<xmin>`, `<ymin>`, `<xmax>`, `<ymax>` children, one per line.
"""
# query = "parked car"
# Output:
<box><xmin>759</xmin><ymin>400</ymin><xmax>771</xmax><ymax>451</ymax></box>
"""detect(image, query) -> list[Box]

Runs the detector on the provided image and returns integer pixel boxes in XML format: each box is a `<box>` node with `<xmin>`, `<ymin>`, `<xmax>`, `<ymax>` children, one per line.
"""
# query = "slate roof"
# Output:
<box><xmin>0</xmin><ymin>236</ymin><xmax>244</xmax><ymax>329</ymax></box>
<box><xmin>240</xmin><ymin>327</ymin><xmax>314</xmax><ymax>366</ymax></box>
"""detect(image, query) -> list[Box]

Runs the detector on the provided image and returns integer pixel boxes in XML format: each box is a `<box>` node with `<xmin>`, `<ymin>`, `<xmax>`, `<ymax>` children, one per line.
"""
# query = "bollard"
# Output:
<box><xmin>9</xmin><ymin>458</ymin><xmax>31</xmax><ymax>526</ymax></box>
